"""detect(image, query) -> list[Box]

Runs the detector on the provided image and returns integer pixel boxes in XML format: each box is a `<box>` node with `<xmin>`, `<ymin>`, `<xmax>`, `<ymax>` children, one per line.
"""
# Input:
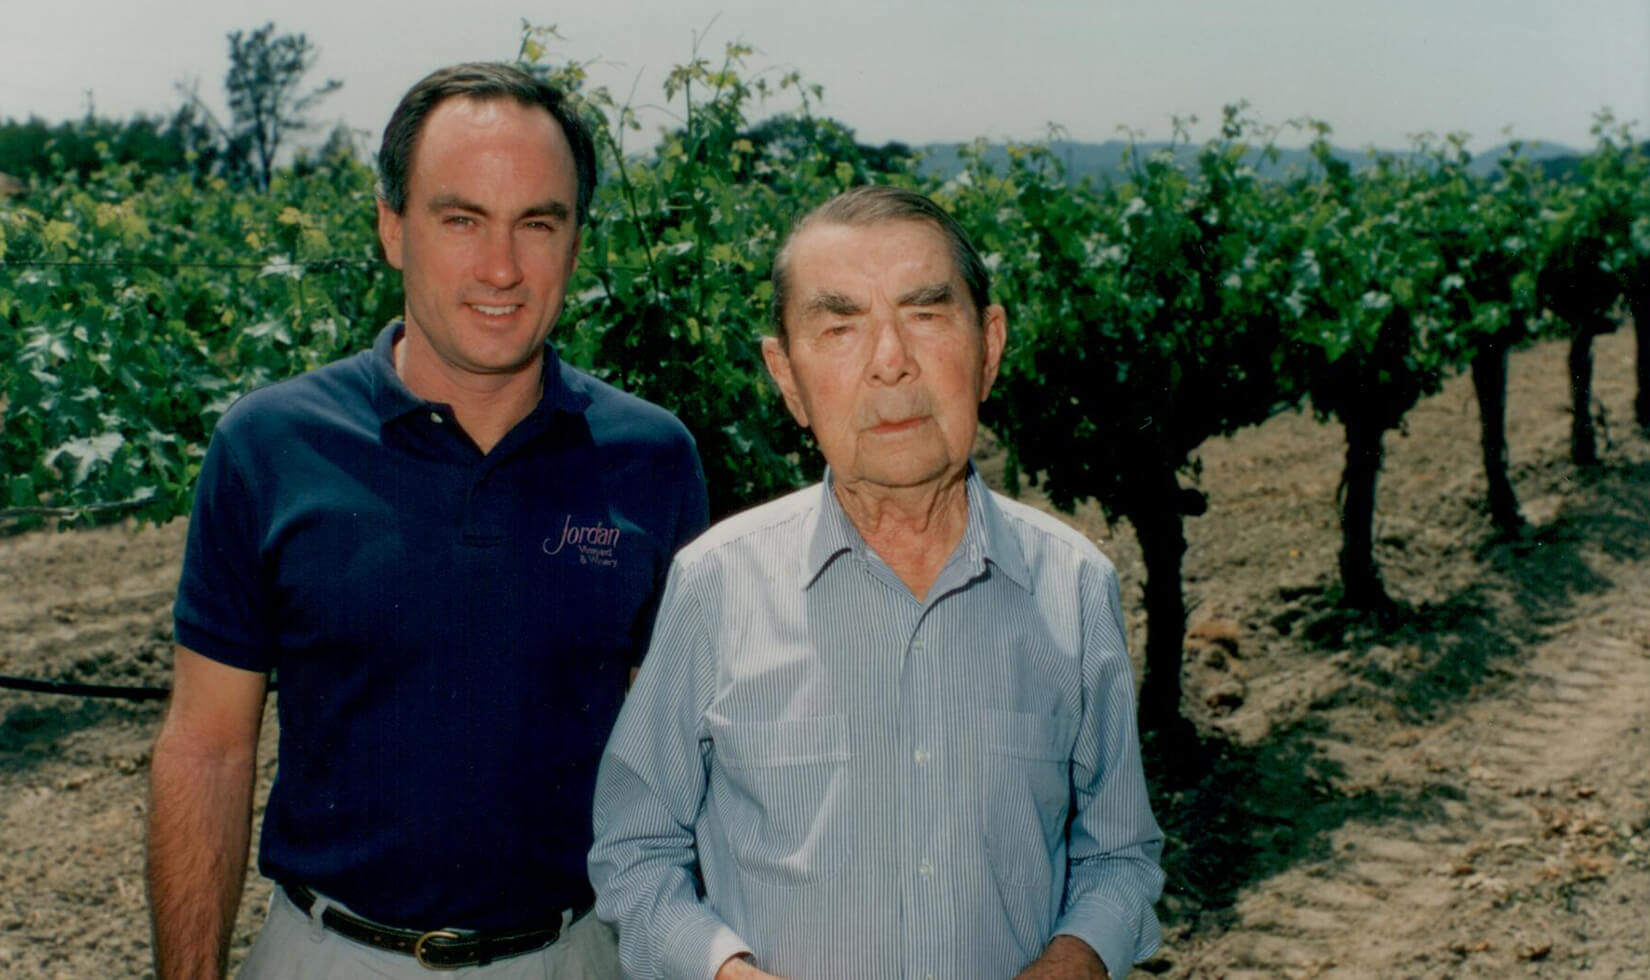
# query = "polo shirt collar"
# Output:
<box><xmin>804</xmin><ymin>465</ymin><xmax>1034</xmax><ymax>594</ymax></box>
<box><xmin>364</xmin><ymin>321</ymin><xmax>593</xmax><ymax>428</ymax></box>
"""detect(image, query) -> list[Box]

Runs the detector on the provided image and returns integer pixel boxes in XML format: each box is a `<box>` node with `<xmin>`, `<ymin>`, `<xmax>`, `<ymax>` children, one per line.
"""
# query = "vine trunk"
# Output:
<box><xmin>1338</xmin><ymin>412</ymin><xmax>1392</xmax><ymax>612</ymax></box>
<box><xmin>1471</xmin><ymin>343</ymin><xmax>1524</xmax><ymax>535</ymax></box>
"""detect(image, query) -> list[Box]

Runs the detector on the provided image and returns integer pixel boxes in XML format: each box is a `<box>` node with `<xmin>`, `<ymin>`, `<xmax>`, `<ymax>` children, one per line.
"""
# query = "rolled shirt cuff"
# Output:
<box><xmin>1055</xmin><ymin>896</ymin><xmax>1157</xmax><ymax>980</ymax></box>
<box><xmin>661</xmin><ymin>909</ymin><xmax>752</xmax><ymax>980</ymax></box>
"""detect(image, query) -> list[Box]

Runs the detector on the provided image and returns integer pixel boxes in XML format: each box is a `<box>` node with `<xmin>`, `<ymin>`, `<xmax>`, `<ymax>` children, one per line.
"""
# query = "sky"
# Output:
<box><xmin>3</xmin><ymin>0</ymin><xmax>1647</xmax><ymax>156</ymax></box>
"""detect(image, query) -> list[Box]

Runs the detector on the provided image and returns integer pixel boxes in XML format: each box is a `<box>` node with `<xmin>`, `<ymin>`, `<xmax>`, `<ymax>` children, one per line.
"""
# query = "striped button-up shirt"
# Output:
<box><xmin>590</xmin><ymin>471</ymin><xmax>1163</xmax><ymax>980</ymax></box>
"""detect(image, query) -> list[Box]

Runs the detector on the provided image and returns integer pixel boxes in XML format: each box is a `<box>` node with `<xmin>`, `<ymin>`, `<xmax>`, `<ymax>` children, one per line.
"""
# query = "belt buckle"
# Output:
<box><xmin>412</xmin><ymin>929</ymin><xmax>462</xmax><ymax>970</ymax></box>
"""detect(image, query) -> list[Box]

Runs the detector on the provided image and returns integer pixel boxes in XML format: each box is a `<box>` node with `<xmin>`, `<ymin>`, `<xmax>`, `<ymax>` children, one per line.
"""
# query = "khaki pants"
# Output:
<box><xmin>238</xmin><ymin>886</ymin><xmax>621</xmax><ymax>979</ymax></box>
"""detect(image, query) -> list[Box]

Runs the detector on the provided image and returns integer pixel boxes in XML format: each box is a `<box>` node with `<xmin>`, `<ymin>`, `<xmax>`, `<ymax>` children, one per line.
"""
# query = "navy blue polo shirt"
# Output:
<box><xmin>173</xmin><ymin>322</ymin><xmax>708</xmax><ymax>931</ymax></box>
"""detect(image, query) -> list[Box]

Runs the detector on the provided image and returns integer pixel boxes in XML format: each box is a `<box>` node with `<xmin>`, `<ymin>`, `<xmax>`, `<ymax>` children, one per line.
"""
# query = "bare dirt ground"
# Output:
<box><xmin>2</xmin><ymin>329</ymin><xmax>1646</xmax><ymax>978</ymax></box>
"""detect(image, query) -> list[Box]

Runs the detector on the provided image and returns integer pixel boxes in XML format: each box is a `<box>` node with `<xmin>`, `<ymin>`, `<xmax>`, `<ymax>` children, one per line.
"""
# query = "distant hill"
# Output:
<box><xmin>913</xmin><ymin>138</ymin><xmax>1584</xmax><ymax>184</ymax></box>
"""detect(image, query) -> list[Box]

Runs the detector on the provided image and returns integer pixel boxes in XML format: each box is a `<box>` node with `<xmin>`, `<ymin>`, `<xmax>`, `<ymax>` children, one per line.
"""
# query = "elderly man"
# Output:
<box><xmin>590</xmin><ymin>185</ymin><xmax>1162</xmax><ymax>980</ymax></box>
<box><xmin>147</xmin><ymin>63</ymin><xmax>707</xmax><ymax>978</ymax></box>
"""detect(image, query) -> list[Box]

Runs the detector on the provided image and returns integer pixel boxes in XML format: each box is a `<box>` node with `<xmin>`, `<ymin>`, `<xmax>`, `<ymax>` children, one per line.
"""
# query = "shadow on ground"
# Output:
<box><xmin>1144</xmin><ymin>719</ymin><xmax>1433</xmax><ymax>933</ymax></box>
<box><xmin>1291</xmin><ymin>457</ymin><xmax>1648</xmax><ymax>723</ymax></box>
<box><xmin>0</xmin><ymin>697</ymin><xmax>158</xmax><ymax>772</ymax></box>
<box><xmin>1150</xmin><ymin>455</ymin><xmax>1650</xmax><ymax>933</ymax></box>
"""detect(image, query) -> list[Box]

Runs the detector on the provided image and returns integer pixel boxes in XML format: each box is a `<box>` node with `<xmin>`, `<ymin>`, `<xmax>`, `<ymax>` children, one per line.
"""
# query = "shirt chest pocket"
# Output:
<box><xmin>980</xmin><ymin>709</ymin><xmax>1076</xmax><ymax>891</ymax></box>
<box><xmin>709</xmin><ymin>715</ymin><xmax>855</xmax><ymax>887</ymax></box>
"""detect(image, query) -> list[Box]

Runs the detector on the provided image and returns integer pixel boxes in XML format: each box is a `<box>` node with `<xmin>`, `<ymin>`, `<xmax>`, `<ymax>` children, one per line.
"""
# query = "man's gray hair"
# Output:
<box><xmin>769</xmin><ymin>185</ymin><xmax>992</xmax><ymax>344</ymax></box>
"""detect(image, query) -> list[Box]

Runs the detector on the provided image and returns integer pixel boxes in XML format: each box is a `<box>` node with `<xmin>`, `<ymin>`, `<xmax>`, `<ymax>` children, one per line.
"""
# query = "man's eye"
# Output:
<box><xmin>442</xmin><ymin>215</ymin><xmax>474</xmax><ymax>227</ymax></box>
<box><xmin>523</xmin><ymin>220</ymin><xmax>557</xmax><ymax>233</ymax></box>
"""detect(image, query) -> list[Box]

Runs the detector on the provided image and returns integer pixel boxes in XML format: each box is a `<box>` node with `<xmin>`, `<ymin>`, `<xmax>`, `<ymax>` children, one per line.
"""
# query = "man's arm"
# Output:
<box><xmin>1051</xmin><ymin>559</ymin><xmax>1166</xmax><ymax>979</ymax></box>
<box><xmin>590</xmin><ymin>564</ymin><xmax>753</xmax><ymax>980</ymax></box>
<box><xmin>147</xmin><ymin>646</ymin><xmax>268</xmax><ymax>980</ymax></box>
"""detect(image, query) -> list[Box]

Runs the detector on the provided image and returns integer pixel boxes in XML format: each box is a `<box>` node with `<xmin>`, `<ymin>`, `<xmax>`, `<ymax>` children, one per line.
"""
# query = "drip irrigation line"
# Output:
<box><xmin>0</xmin><ymin>674</ymin><xmax>279</xmax><ymax>701</ymax></box>
<box><xmin>0</xmin><ymin>674</ymin><xmax>171</xmax><ymax>701</ymax></box>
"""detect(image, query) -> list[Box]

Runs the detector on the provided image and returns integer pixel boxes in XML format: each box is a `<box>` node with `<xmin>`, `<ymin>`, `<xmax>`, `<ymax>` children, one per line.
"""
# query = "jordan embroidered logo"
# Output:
<box><xmin>543</xmin><ymin>515</ymin><xmax>621</xmax><ymax>568</ymax></box>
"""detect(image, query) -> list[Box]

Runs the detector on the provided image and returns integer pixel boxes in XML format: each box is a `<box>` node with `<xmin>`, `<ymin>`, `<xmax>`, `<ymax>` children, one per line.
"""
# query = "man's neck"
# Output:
<box><xmin>834</xmin><ymin>473</ymin><xmax>970</xmax><ymax>602</ymax></box>
<box><xmin>393</xmin><ymin>332</ymin><xmax>544</xmax><ymax>455</ymax></box>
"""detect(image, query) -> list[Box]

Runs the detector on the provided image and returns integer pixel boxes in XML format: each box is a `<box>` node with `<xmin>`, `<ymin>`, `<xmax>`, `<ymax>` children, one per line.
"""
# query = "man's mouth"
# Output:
<box><xmin>870</xmin><ymin>417</ymin><xmax>926</xmax><ymax>434</ymax></box>
<box><xmin>469</xmin><ymin>303</ymin><xmax>522</xmax><ymax>317</ymax></box>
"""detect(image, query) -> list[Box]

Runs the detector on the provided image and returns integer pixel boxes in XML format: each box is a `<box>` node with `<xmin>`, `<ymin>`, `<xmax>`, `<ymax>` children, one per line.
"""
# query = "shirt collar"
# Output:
<box><xmin>803</xmin><ymin>465</ymin><xmax>1034</xmax><ymax>594</ymax></box>
<box><xmin>363</xmin><ymin>321</ymin><xmax>593</xmax><ymax>427</ymax></box>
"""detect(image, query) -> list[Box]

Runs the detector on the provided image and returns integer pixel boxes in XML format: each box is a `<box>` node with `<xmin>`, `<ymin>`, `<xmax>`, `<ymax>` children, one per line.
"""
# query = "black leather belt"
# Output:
<box><xmin>281</xmin><ymin>882</ymin><xmax>576</xmax><ymax>970</ymax></box>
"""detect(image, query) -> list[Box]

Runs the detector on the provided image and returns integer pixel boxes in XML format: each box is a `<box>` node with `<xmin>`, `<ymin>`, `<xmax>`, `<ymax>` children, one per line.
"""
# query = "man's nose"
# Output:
<box><xmin>867</xmin><ymin>316</ymin><xmax>917</xmax><ymax>384</ymax></box>
<box><xmin>475</xmin><ymin>228</ymin><xmax>524</xmax><ymax>289</ymax></box>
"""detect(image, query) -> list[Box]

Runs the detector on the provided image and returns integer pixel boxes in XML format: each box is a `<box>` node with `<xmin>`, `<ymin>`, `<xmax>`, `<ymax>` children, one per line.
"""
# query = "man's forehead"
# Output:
<box><xmin>791</xmin><ymin>218</ymin><xmax>960</xmax><ymax>287</ymax></box>
<box><xmin>405</xmin><ymin>96</ymin><xmax>575</xmax><ymax>197</ymax></box>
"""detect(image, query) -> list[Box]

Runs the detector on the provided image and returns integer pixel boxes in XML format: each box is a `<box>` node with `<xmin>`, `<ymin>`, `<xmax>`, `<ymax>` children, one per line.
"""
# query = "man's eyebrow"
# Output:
<box><xmin>897</xmin><ymin>282</ymin><xmax>955</xmax><ymax>307</ymax></box>
<box><xmin>428</xmin><ymin>193</ymin><xmax>485</xmax><ymax>215</ymax></box>
<box><xmin>521</xmin><ymin>200</ymin><xmax>572</xmax><ymax>221</ymax></box>
<box><xmin>427</xmin><ymin>194</ymin><xmax>571</xmax><ymax>221</ymax></box>
<box><xmin>802</xmin><ymin>290</ymin><xmax>866</xmax><ymax>318</ymax></box>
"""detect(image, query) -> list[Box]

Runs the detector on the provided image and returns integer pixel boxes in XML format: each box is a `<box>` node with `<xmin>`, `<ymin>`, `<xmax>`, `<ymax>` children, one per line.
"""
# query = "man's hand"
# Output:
<box><xmin>1012</xmin><ymin>934</ymin><xmax>1110</xmax><ymax>980</ymax></box>
<box><xmin>714</xmin><ymin>953</ymin><xmax>787</xmax><ymax>980</ymax></box>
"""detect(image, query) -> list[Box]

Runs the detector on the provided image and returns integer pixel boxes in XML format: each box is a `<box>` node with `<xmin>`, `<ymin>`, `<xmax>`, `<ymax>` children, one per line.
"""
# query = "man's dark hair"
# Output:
<box><xmin>770</xmin><ymin>185</ymin><xmax>992</xmax><ymax>344</ymax></box>
<box><xmin>377</xmin><ymin>62</ymin><xmax>598</xmax><ymax>224</ymax></box>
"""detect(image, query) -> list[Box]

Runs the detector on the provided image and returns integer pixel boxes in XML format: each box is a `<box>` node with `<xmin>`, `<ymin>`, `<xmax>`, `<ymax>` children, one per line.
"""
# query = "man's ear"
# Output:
<box><xmin>761</xmin><ymin>335</ymin><xmax>810</xmax><ymax>429</ymax></box>
<box><xmin>979</xmin><ymin>303</ymin><xmax>1007</xmax><ymax>401</ymax></box>
<box><xmin>376</xmin><ymin>198</ymin><xmax>405</xmax><ymax>271</ymax></box>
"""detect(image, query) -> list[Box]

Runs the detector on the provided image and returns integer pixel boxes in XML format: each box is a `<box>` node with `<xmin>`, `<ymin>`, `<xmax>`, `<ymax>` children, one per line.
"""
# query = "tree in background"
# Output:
<box><xmin>1415</xmin><ymin>135</ymin><xmax>1548</xmax><ymax>536</ymax></box>
<box><xmin>222</xmin><ymin>23</ymin><xmax>342</xmax><ymax>191</ymax></box>
<box><xmin>1283</xmin><ymin>134</ymin><xmax>1454</xmax><ymax>614</ymax></box>
<box><xmin>957</xmin><ymin>109</ymin><xmax>1303</xmax><ymax>743</ymax></box>
<box><xmin>1610</xmin><ymin>135</ymin><xmax>1650</xmax><ymax>433</ymax></box>
<box><xmin>1537</xmin><ymin>117</ymin><xmax>1640</xmax><ymax>466</ymax></box>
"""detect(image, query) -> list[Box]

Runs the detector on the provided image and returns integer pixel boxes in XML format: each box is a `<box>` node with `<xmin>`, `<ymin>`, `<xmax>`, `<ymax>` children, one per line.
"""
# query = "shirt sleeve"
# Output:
<box><xmin>1053</xmin><ymin>556</ymin><xmax>1165</xmax><ymax>977</ymax></box>
<box><xmin>675</xmin><ymin>439</ymin><xmax>710</xmax><ymax>549</ymax></box>
<box><xmin>626</xmin><ymin>429</ymin><xmax>710</xmax><ymax>670</ymax></box>
<box><xmin>171</xmin><ymin>423</ymin><xmax>275</xmax><ymax>672</ymax></box>
<box><xmin>590</xmin><ymin>560</ymin><xmax>751</xmax><ymax>980</ymax></box>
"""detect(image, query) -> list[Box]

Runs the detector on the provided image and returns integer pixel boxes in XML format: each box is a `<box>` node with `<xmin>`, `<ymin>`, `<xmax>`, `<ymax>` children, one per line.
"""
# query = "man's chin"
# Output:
<box><xmin>838</xmin><ymin>460</ymin><xmax>966</xmax><ymax>494</ymax></box>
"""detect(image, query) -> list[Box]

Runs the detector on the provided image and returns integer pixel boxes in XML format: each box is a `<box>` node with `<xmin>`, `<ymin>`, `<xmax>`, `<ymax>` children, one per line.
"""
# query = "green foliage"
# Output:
<box><xmin>1540</xmin><ymin>114</ymin><xmax>1644</xmax><ymax>335</ymax></box>
<box><xmin>0</xmin><ymin>106</ymin><xmax>219</xmax><ymax>183</ymax></box>
<box><xmin>956</xmin><ymin>108</ymin><xmax>1301</xmax><ymax>517</ymax></box>
<box><xmin>0</xmin><ymin>155</ymin><xmax>393</xmax><ymax>528</ymax></box>
<box><xmin>1281</xmin><ymin>132</ymin><xmax>1458</xmax><ymax>432</ymax></box>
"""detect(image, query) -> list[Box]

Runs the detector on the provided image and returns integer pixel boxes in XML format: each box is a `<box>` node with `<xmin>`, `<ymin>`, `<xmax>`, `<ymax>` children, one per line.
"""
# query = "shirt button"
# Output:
<box><xmin>429</xmin><ymin>411</ymin><xmax>443</xmax><ymax>424</ymax></box>
<box><xmin>914</xmin><ymin>748</ymin><xmax>931</xmax><ymax>765</ymax></box>
<box><xmin>911</xmin><ymin>639</ymin><xmax>925</xmax><ymax>652</ymax></box>
<box><xmin>918</xmin><ymin>860</ymin><xmax>933</xmax><ymax>878</ymax></box>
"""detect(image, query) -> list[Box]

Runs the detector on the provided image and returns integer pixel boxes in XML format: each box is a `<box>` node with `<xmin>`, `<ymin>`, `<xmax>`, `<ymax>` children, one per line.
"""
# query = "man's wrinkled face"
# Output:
<box><xmin>376</xmin><ymin>96</ymin><xmax>581</xmax><ymax>385</ymax></box>
<box><xmin>762</xmin><ymin>218</ymin><xmax>1005</xmax><ymax>495</ymax></box>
